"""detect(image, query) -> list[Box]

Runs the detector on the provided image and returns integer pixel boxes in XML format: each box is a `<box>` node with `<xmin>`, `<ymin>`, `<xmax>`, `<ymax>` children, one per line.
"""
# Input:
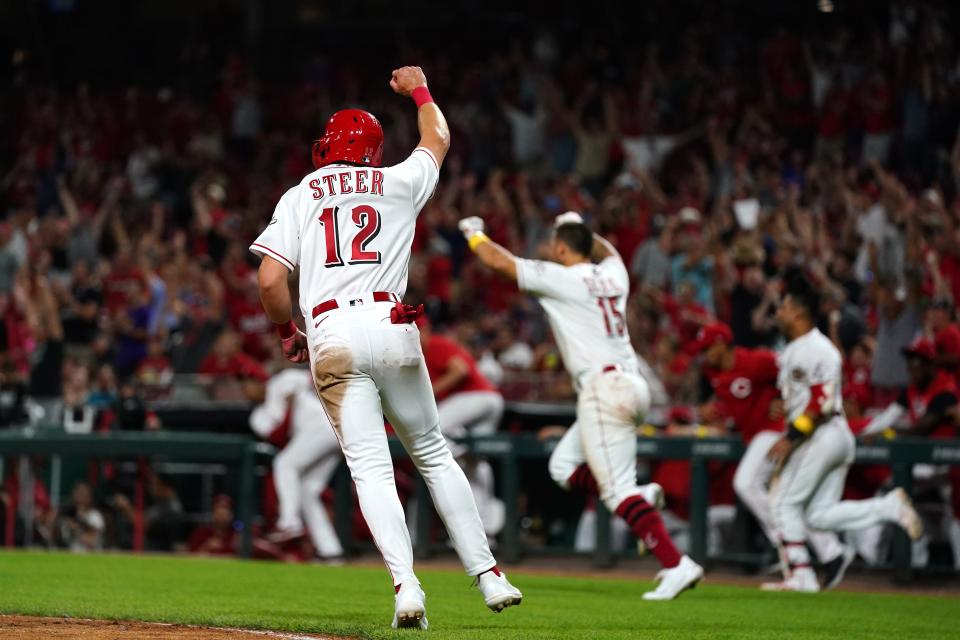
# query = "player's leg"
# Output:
<box><xmin>300</xmin><ymin>454</ymin><xmax>344</xmax><ymax>559</ymax></box>
<box><xmin>271</xmin><ymin>427</ymin><xmax>331</xmax><ymax>537</ymax></box>
<box><xmin>732</xmin><ymin>430</ymin><xmax>781</xmax><ymax>544</ymax></box>
<box><xmin>548</xmin><ymin>421</ymin><xmax>597</xmax><ymax>492</ymax></box>
<box><xmin>578</xmin><ymin>371</ymin><xmax>701</xmax><ymax>599</ymax></box>
<box><xmin>734</xmin><ymin>430</ymin><xmax>845</xmax><ymax>570</ymax></box>
<box><xmin>308</xmin><ymin>327</ymin><xmax>419</xmax><ymax>595</ymax></box>
<box><xmin>372</xmin><ymin>324</ymin><xmax>521</xmax><ymax>611</ymax></box>
<box><xmin>803</xmin><ymin>425</ymin><xmax>921</xmax><ymax>537</ymax></box>
<box><xmin>767</xmin><ymin>423</ymin><xmax>857</xmax><ymax>591</ymax></box>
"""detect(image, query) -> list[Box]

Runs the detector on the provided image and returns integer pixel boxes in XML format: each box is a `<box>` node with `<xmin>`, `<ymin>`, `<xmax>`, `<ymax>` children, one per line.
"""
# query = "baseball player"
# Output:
<box><xmin>861</xmin><ymin>337</ymin><xmax>960</xmax><ymax>567</ymax></box>
<box><xmin>249</xmin><ymin>367</ymin><xmax>344</xmax><ymax>560</ymax></box>
<box><xmin>459</xmin><ymin>210</ymin><xmax>704</xmax><ymax>600</ymax></box>
<box><xmin>689</xmin><ymin>322</ymin><xmax>851</xmax><ymax>589</ymax></box>
<box><xmin>251</xmin><ymin>66</ymin><xmax>521</xmax><ymax>629</ymax></box>
<box><xmin>417</xmin><ymin>316</ymin><xmax>505</xmax><ymax>537</ymax></box>
<box><xmin>765</xmin><ymin>275</ymin><xmax>923</xmax><ymax>592</ymax></box>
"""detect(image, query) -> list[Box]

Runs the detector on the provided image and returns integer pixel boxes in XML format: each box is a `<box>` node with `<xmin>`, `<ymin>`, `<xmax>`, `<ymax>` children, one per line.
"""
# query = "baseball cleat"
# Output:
<box><xmin>642</xmin><ymin>555</ymin><xmax>703</xmax><ymax>601</ymax></box>
<box><xmin>639</xmin><ymin>483</ymin><xmax>666</xmax><ymax>511</ymax></box>
<box><xmin>762</xmin><ymin>567</ymin><xmax>819</xmax><ymax>593</ymax></box>
<box><xmin>392</xmin><ymin>583</ymin><xmax>428</xmax><ymax>630</ymax></box>
<box><xmin>476</xmin><ymin>568</ymin><xmax>523</xmax><ymax>612</ymax></box>
<box><xmin>821</xmin><ymin>546</ymin><xmax>856</xmax><ymax>591</ymax></box>
<box><xmin>889</xmin><ymin>488</ymin><xmax>924</xmax><ymax>540</ymax></box>
<box><xmin>266</xmin><ymin>526</ymin><xmax>306</xmax><ymax>544</ymax></box>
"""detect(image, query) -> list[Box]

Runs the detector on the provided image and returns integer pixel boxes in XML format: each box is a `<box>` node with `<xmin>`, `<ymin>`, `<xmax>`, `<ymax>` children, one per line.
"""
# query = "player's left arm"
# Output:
<box><xmin>905</xmin><ymin>392</ymin><xmax>958</xmax><ymax>437</ymax></box>
<box><xmin>433</xmin><ymin>356</ymin><xmax>471</xmax><ymax>397</ymax></box>
<box><xmin>785</xmin><ymin>377</ymin><xmax>841</xmax><ymax>442</ymax></box>
<box><xmin>459</xmin><ymin>216</ymin><xmax>518</xmax><ymax>281</ymax></box>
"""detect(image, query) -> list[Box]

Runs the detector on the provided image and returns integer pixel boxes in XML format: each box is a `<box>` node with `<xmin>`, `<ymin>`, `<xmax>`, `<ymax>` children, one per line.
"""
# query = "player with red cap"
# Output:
<box><xmin>689</xmin><ymin>323</ymin><xmax>851</xmax><ymax>589</ymax></box>
<box><xmin>862</xmin><ymin>336</ymin><xmax>960</xmax><ymax>567</ymax></box>
<box><xmin>250</xmin><ymin>66</ymin><xmax>520</xmax><ymax>629</ymax></box>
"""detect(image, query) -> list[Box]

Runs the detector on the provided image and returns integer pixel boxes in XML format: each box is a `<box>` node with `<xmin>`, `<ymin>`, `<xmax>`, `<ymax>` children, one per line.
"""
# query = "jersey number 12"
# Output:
<box><xmin>597</xmin><ymin>297</ymin><xmax>625</xmax><ymax>337</ymax></box>
<box><xmin>318</xmin><ymin>205</ymin><xmax>382</xmax><ymax>267</ymax></box>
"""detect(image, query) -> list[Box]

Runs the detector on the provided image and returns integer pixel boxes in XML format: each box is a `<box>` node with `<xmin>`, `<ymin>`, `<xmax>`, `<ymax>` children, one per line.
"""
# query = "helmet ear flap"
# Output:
<box><xmin>311</xmin><ymin>138</ymin><xmax>328</xmax><ymax>169</ymax></box>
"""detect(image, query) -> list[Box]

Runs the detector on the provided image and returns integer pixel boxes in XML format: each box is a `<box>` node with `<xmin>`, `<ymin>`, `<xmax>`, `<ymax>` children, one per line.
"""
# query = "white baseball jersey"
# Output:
<box><xmin>516</xmin><ymin>255</ymin><xmax>638</xmax><ymax>388</ymax></box>
<box><xmin>777</xmin><ymin>328</ymin><xmax>844</xmax><ymax>424</ymax></box>
<box><xmin>250</xmin><ymin>368</ymin><xmax>327</xmax><ymax>439</ymax></box>
<box><xmin>249</xmin><ymin>148</ymin><xmax>440</xmax><ymax>316</ymax></box>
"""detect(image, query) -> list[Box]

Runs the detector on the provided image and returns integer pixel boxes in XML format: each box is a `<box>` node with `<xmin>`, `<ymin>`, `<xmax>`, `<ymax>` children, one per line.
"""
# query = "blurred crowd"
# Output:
<box><xmin>3</xmin><ymin>0</ymin><xmax>960</xmax><ymax>566</ymax></box>
<box><xmin>2</xmin><ymin>2</ymin><xmax>959</xmax><ymax>422</ymax></box>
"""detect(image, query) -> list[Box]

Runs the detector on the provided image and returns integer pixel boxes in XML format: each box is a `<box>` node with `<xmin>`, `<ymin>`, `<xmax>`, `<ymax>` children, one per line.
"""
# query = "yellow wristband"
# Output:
<box><xmin>793</xmin><ymin>414</ymin><xmax>814</xmax><ymax>435</ymax></box>
<box><xmin>882</xmin><ymin>428</ymin><xmax>897</xmax><ymax>441</ymax></box>
<box><xmin>639</xmin><ymin>424</ymin><xmax>657</xmax><ymax>437</ymax></box>
<box><xmin>468</xmin><ymin>232</ymin><xmax>490</xmax><ymax>251</ymax></box>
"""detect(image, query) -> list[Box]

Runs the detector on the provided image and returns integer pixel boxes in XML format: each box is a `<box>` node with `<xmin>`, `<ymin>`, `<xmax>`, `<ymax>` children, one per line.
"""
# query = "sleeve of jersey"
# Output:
<box><xmin>249</xmin><ymin>190</ymin><xmax>299</xmax><ymax>271</ymax></box>
<box><xmin>786</xmin><ymin>359</ymin><xmax>840</xmax><ymax>440</ymax></box>
<box><xmin>396</xmin><ymin>148</ymin><xmax>440</xmax><ymax>214</ymax></box>
<box><xmin>756</xmin><ymin>351</ymin><xmax>780</xmax><ymax>384</ymax></box>
<box><xmin>516</xmin><ymin>258</ymin><xmax>572</xmax><ymax>298</ymax></box>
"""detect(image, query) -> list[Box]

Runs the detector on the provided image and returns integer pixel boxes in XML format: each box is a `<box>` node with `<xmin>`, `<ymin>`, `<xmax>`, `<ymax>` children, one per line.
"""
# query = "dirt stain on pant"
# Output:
<box><xmin>312</xmin><ymin>344</ymin><xmax>354</xmax><ymax>437</ymax></box>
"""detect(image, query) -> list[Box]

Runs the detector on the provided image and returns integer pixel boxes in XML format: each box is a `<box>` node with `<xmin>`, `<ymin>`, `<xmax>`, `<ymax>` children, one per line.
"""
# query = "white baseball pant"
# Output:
<box><xmin>734</xmin><ymin>430</ymin><xmax>844</xmax><ymax>563</ymax></box>
<box><xmin>770</xmin><ymin>418</ymin><xmax>899</xmax><ymax>568</ymax></box>
<box><xmin>548</xmin><ymin>369</ymin><xmax>651</xmax><ymax>512</ymax></box>
<box><xmin>437</xmin><ymin>390</ymin><xmax>504</xmax><ymax>534</ymax></box>
<box><xmin>307</xmin><ymin>300</ymin><xmax>495</xmax><ymax>586</ymax></box>
<box><xmin>273</xmin><ymin>426</ymin><xmax>344</xmax><ymax>558</ymax></box>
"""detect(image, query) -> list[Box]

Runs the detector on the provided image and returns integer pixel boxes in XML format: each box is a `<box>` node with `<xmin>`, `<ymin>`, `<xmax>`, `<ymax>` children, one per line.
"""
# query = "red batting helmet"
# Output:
<box><xmin>312</xmin><ymin>109</ymin><xmax>384</xmax><ymax>169</ymax></box>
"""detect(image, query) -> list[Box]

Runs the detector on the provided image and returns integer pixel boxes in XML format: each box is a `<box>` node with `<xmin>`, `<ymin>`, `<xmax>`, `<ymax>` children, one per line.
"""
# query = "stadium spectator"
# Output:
<box><xmin>187</xmin><ymin>494</ymin><xmax>239</xmax><ymax>556</ymax></box>
<box><xmin>57</xmin><ymin>481</ymin><xmax>105</xmax><ymax>553</ymax></box>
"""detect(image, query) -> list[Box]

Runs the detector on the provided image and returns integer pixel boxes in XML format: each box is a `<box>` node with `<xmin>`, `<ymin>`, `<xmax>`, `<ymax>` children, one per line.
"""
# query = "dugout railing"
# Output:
<box><xmin>2</xmin><ymin>428</ymin><xmax>958</xmax><ymax>582</ymax></box>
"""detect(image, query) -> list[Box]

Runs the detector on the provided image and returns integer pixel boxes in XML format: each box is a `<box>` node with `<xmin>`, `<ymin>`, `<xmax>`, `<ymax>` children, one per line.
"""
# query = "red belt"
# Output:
<box><xmin>311</xmin><ymin>291</ymin><xmax>397</xmax><ymax>319</ymax></box>
<box><xmin>602</xmin><ymin>364</ymin><xmax>620</xmax><ymax>373</ymax></box>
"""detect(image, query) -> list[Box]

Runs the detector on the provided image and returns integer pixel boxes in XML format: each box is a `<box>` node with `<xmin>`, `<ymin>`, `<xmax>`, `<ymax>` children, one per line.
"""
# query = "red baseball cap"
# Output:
<box><xmin>902</xmin><ymin>337</ymin><xmax>935</xmax><ymax>361</ymax></box>
<box><xmin>686</xmin><ymin>322</ymin><xmax>734</xmax><ymax>356</ymax></box>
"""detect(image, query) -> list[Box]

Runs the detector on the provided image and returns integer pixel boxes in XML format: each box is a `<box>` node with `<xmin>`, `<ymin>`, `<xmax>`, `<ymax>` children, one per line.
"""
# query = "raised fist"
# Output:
<box><xmin>390</xmin><ymin>66</ymin><xmax>428</xmax><ymax>97</ymax></box>
<box><xmin>554</xmin><ymin>211</ymin><xmax>584</xmax><ymax>228</ymax></box>
<box><xmin>458</xmin><ymin>216</ymin><xmax>485</xmax><ymax>239</ymax></box>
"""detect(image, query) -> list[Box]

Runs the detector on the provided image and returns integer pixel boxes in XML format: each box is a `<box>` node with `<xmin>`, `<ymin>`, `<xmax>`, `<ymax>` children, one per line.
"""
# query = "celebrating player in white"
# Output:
<box><xmin>460</xmin><ymin>211</ymin><xmax>704</xmax><ymax>600</ymax></box>
<box><xmin>250</xmin><ymin>368</ymin><xmax>344</xmax><ymax>560</ymax></box>
<box><xmin>765</xmin><ymin>274</ymin><xmax>923</xmax><ymax>592</ymax></box>
<box><xmin>251</xmin><ymin>66</ymin><xmax>521</xmax><ymax>629</ymax></box>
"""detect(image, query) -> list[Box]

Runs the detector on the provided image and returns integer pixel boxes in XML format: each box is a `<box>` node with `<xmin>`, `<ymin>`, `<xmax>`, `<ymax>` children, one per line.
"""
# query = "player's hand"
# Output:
<box><xmin>458</xmin><ymin>216</ymin><xmax>485</xmax><ymax>239</ymax></box>
<box><xmin>768</xmin><ymin>399</ymin><xmax>785</xmax><ymax>420</ymax></box>
<box><xmin>280</xmin><ymin>330</ymin><xmax>308</xmax><ymax>363</ymax></box>
<box><xmin>554</xmin><ymin>210</ymin><xmax>584</xmax><ymax>228</ymax></box>
<box><xmin>766</xmin><ymin>436</ymin><xmax>794</xmax><ymax>465</ymax></box>
<box><xmin>390</xmin><ymin>66</ymin><xmax>428</xmax><ymax>97</ymax></box>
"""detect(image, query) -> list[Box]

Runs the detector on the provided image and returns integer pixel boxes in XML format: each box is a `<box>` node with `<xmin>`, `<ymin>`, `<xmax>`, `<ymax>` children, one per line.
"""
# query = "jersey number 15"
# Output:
<box><xmin>318</xmin><ymin>205</ymin><xmax>382</xmax><ymax>267</ymax></box>
<box><xmin>597</xmin><ymin>296</ymin><xmax>625</xmax><ymax>337</ymax></box>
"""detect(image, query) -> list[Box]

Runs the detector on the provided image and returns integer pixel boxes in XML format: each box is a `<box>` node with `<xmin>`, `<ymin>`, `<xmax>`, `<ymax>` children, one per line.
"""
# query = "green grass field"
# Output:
<box><xmin>1</xmin><ymin>551</ymin><xmax>957</xmax><ymax>639</ymax></box>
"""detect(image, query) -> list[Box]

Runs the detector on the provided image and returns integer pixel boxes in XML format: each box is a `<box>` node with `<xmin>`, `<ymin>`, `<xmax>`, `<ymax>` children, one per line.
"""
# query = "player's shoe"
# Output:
<box><xmin>641</xmin><ymin>555</ymin><xmax>703</xmax><ymax>600</ymax></box>
<box><xmin>266</xmin><ymin>526</ymin><xmax>306</xmax><ymax>544</ymax></box>
<box><xmin>820</xmin><ymin>545</ymin><xmax>856</xmax><ymax>591</ymax></box>
<box><xmin>392</xmin><ymin>583</ymin><xmax>428</xmax><ymax>630</ymax></box>
<box><xmin>475</xmin><ymin>568</ymin><xmax>523</xmax><ymax>612</ymax></box>
<box><xmin>761</xmin><ymin>567</ymin><xmax>819</xmax><ymax>593</ymax></box>
<box><xmin>888</xmin><ymin>487</ymin><xmax>924</xmax><ymax>540</ymax></box>
<box><xmin>639</xmin><ymin>483</ymin><xmax>665</xmax><ymax>510</ymax></box>
<box><xmin>635</xmin><ymin>483</ymin><xmax>665</xmax><ymax>556</ymax></box>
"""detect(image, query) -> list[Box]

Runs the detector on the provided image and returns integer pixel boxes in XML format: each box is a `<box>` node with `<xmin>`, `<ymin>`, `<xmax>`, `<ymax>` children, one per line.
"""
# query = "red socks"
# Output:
<box><xmin>567</xmin><ymin>464</ymin><xmax>599</xmax><ymax>494</ymax></box>
<box><xmin>615</xmin><ymin>495</ymin><xmax>682</xmax><ymax>569</ymax></box>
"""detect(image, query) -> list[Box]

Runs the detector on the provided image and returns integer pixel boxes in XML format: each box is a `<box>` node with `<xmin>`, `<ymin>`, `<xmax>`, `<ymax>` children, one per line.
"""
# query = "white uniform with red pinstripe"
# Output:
<box><xmin>516</xmin><ymin>255</ymin><xmax>651</xmax><ymax>512</ymax></box>
<box><xmin>249</xmin><ymin>147</ymin><xmax>497</xmax><ymax>589</ymax></box>
<box><xmin>771</xmin><ymin>328</ymin><xmax>905</xmax><ymax>586</ymax></box>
